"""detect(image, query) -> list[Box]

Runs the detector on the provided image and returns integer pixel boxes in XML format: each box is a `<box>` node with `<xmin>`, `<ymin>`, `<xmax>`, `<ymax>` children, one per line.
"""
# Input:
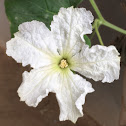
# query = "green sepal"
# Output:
<box><xmin>84</xmin><ymin>35</ymin><xmax>91</xmax><ymax>48</ymax></box>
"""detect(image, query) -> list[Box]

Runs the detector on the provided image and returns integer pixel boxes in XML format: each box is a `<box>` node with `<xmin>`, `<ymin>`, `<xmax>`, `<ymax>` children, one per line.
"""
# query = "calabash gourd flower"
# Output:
<box><xmin>6</xmin><ymin>7</ymin><xmax>120</xmax><ymax>123</ymax></box>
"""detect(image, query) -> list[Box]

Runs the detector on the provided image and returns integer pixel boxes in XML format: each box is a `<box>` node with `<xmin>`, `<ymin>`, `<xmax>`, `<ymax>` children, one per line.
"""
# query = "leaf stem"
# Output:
<box><xmin>91</xmin><ymin>19</ymin><xmax>104</xmax><ymax>45</ymax></box>
<box><xmin>89</xmin><ymin>0</ymin><xmax>126</xmax><ymax>45</ymax></box>
<box><xmin>89</xmin><ymin>0</ymin><xmax>104</xmax><ymax>20</ymax></box>
<box><xmin>103</xmin><ymin>20</ymin><xmax>126</xmax><ymax>35</ymax></box>
<box><xmin>89</xmin><ymin>0</ymin><xmax>126</xmax><ymax>35</ymax></box>
<box><xmin>95</xmin><ymin>26</ymin><xmax>104</xmax><ymax>46</ymax></box>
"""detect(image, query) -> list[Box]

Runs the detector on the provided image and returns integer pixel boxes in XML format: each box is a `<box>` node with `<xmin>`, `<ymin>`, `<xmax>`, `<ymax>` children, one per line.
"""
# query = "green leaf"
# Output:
<box><xmin>5</xmin><ymin>0</ymin><xmax>83</xmax><ymax>37</ymax></box>
<box><xmin>84</xmin><ymin>35</ymin><xmax>91</xmax><ymax>47</ymax></box>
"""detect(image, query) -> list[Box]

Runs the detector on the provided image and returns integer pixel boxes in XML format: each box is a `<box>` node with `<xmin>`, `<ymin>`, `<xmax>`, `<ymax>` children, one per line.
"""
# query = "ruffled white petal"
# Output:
<box><xmin>55</xmin><ymin>70</ymin><xmax>94</xmax><ymax>123</ymax></box>
<box><xmin>6</xmin><ymin>20</ymin><xmax>59</xmax><ymax>68</ymax></box>
<box><xmin>18</xmin><ymin>66</ymin><xmax>94</xmax><ymax>123</ymax></box>
<box><xmin>51</xmin><ymin>6</ymin><xmax>93</xmax><ymax>57</ymax></box>
<box><xmin>71</xmin><ymin>45</ymin><xmax>120</xmax><ymax>83</ymax></box>
<box><xmin>17</xmin><ymin>65</ymin><xmax>57</xmax><ymax>107</ymax></box>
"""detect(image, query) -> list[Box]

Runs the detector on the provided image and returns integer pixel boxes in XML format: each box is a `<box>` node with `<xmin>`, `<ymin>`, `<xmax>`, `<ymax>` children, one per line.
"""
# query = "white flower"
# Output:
<box><xmin>6</xmin><ymin>7</ymin><xmax>120</xmax><ymax>123</ymax></box>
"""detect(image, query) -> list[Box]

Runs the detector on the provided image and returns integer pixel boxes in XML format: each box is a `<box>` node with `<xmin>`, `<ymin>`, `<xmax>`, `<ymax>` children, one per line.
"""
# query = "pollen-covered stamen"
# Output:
<box><xmin>59</xmin><ymin>59</ymin><xmax>68</xmax><ymax>69</ymax></box>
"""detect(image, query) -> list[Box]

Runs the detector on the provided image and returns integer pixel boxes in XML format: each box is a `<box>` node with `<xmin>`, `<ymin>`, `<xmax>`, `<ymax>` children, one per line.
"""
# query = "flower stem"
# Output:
<box><xmin>89</xmin><ymin>0</ymin><xmax>104</xmax><ymax>20</ymax></box>
<box><xmin>89</xmin><ymin>0</ymin><xmax>126</xmax><ymax>45</ymax></box>
<box><xmin>89</xmin><ymin>0</ymin><xmax>126</xmax><ymax>35</ymax></box>
<box><xmin>94</xmin><ymin>19</ymin><xmax>104</xmax><ymax>45</ymax></box>
<box><xmin>103</xmin><ymin>20</ymin><xmax>126</xmax><ymax>35</ymax></box>
<box><xmin>95</xmin><ymin>26</ymin><xmax>104</xmax><ymax>46</ymax></box>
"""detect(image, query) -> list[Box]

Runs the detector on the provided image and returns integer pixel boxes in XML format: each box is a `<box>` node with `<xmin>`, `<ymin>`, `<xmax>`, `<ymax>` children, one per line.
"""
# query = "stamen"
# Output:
<box><xmin>59</xmin><ymin>59</ymin><xmax>68</xmax><ymax>69</ymax></box>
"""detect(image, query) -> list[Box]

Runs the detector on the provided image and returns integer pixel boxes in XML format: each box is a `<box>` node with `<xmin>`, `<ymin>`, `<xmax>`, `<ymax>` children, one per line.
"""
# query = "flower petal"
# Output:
<box><xmin>17</xmin><ymin>65</ymin><xmax>58</xmax><ymax>107</ymax></box>
<box><xmin>71</xmin><ymin>45</ymin><xmax>120</xmax><ymax>83</ymax></box>
<box><xmin>51</xmin><ymin>7</ymin><xmax>93</xmax><ymax>57</ymax></box>
<box><xmin>6</xmin><ymin>20</ymin><xmax>59</xmax><ymax>68</ymax></box>
<box><xmin>18</xmin><ymin>66</ymin><xmax>94</xmax><ymax>123</ymax></box>
<box><xmin>55</xmin><ymin>70</ymin><xmax>94</xmax><ymax>123</ymax></box>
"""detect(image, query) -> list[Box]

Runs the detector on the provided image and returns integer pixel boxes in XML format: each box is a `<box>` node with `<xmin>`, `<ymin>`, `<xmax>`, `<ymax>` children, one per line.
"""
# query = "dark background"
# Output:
<box><xmin>0</xmin><ymin>0</ymin><xmax>126</xmax><ymax>126</ymax></box>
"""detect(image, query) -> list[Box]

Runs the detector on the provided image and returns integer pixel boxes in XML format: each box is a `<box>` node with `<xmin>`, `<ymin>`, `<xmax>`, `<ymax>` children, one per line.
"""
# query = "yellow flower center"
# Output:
<box><xmin>59</xmin><ymin>59</ymin><xmax>68</xmax><ymax>69</ymax></box>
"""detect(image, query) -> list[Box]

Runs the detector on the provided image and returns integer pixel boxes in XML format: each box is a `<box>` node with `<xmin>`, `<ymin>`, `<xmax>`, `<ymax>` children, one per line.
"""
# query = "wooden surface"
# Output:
<box><xmin>120</xmin><ymin>67</ymin><xmax>126</xmax><ymax>126</ymax></box>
